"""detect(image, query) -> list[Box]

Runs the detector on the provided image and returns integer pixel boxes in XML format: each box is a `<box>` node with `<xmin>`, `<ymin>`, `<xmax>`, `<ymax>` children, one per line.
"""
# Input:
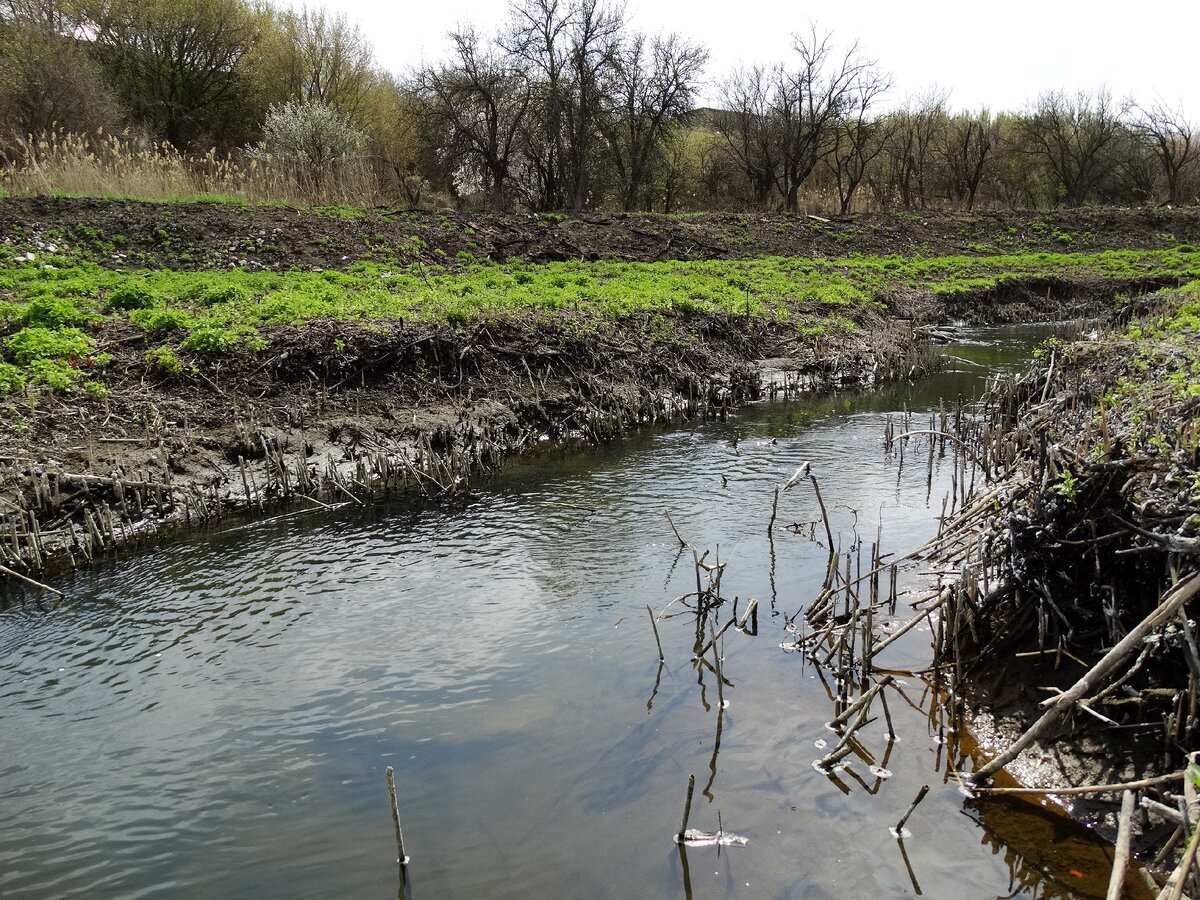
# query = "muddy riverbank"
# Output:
<box><xmin>2</xmin><ymin>200</ymin><xmax>1198</xmax><ymax>581</ymax></box>
<box><xmin>911</xmin><ymin>282</ymin><xmax>1200</xmax><ymax>890</ymax></box>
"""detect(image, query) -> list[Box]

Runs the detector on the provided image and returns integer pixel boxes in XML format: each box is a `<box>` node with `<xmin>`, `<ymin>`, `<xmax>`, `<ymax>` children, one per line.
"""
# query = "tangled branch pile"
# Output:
<box><xmin>915</xmin><ymin>282</ymin><xmax>1199</xmax><ymax>885</ymax></box>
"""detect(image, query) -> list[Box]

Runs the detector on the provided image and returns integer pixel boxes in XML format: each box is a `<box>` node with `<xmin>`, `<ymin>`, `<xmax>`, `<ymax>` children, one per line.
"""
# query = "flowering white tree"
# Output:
<box><xmin>255</xmin><ymin>100</ymin><xmax>368</xmax><ymax>198</ymax></box>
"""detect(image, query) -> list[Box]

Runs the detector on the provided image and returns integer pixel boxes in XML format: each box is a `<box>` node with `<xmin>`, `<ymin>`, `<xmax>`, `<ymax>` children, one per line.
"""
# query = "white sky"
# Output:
<box><xmin>321</xmin><ymin>0</ymin><xmax>1200</xmax><ymax>116</ymax></box>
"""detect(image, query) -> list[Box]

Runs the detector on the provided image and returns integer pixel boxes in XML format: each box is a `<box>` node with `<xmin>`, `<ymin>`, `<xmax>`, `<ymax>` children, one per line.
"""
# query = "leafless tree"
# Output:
<box><xmin>600</xmin><ymin>31</ymin><xmax>706</xmax><ymax>211</ymax></box>
<box><xmin>1017</xmin><ymin>88</ymin><xmax>1129</xmax><ymax>206</ymax></box>
<box><xmin>417</xmin><ymin>26</ymin><xmax>531</xmax><ymax>210</ymax></box>
<box><xmin>505</xmin><ymin>0</ymin><xmax>623</xmax><ymax>210</ymax></box>
<box><xmin>822</xmin><ymin>66</ymin><xmax>891</xmax><ymax>213</ymax></box>
<box><xmin>715</xmin><ymin>65</ymin><xmax>779</xmax><ymax>206</ymax></box>
<box><xmin>1131</xmin><ymin>101</ymin><xmax>1197</xmax><ymax>205</ymax></box>
<box><xmin>942</xmin><ymin>108</ymin><xmax>996</xmax><ymax>210</ymax></box>
<box><xmin>876</xmin><ymin>88</ymin><xmax>948</xmax><ymax>209</ymax></box>
<box><xmin>772</xmin><ymin>26</ymin><xmax>879</xmax><ymax>213</ymax></box>
<box><xmin>717</xmin><ymin>25</ymin><xmax>879</xmax><ymax>212</ymax></box>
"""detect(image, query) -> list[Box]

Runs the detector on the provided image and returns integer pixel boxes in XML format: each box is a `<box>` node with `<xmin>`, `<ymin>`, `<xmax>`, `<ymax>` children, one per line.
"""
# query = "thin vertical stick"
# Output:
<box><xmin>647</xmin><ymin>605</ymin><xmax>665</xmax><ymax>662</ymax></box>
<box><xmin>1106</xmin><ymin>789</ymin><xmax>1135</xmax><ymax>900</ymax></box>
<box><xmin>386</xmin><ymin>766</ymin><xmax>409</xmax><ymax>866</ymax></box>
<box><xmin>879</xmin><ymin>684</ymin><xmax>896</xmax><ymax>741</ymax></box>
<box><xmin>676</xmin><ymin>773</ymin><xmax>696</xmax><ymax>843</ymax></box>
<box><xmin>895</xmin><ymin>785</ymin><xmax>930</xmax><ymax>835</ymax></box>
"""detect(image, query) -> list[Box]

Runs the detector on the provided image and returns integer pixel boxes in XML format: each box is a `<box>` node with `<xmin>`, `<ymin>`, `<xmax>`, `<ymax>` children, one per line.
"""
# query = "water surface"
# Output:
<box><xmin>1</xmin><ymin>324</ymin><xmax>1131</xmax><ymax>898</ymax></box>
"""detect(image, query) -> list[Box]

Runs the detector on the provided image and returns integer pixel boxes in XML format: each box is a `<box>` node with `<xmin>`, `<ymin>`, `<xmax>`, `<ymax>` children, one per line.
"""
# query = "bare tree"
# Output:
<box><xmin>1017</xmin><ymin>88</ymin><xmax>1129</xmax><ymax>206</ymax></box>
<box><xmin>822</xmin><ymin>66</ymin><xmax>891</xmax><ymax>213</ymax></box>
<box><xmin>942</xmin><ymin>108</ymin><xmax>996</xmax><ymax>210</ymax></box>
<box><xmin>717</xmin><ymin>27</ymin><xmax>879</xmax><ymax>212</ymax></box>
<box><xmin>773</xmin><ymin>26</ymin><xmax>878</xmax><ymax>213</ymax></box>
<box><xmin>715</xmin><ymin>65</ymin><xmax>779</xmax><ymax>206</ymax></box>
<box><xmin>877</xmin><ymin>88</ymin><xmax>948</xmax><ymax>209</ymax></box>
<box><xmin>1131</xmin><ymin>101</ymin><xmax>1197</xmax><ymax>205</ymax></box>
<box><xmin>417</xmin><ymin>25</ymin><xmax>531</xmax><ymax>210</ymax></box>
<box><xmin>600</xmin><ymin>31</ymin><xmax>706</xmax><ymax>211</ymax></box>
<box><xmin>504</xmin><ymin>0</ymin><xmax>623</xmax><ymax>210</ymax></box>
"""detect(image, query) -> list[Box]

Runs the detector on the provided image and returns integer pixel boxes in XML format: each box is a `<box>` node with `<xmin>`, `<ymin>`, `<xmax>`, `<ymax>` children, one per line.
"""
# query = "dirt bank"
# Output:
<box><xmin>2</xmin><ymin>197</ymin><xmax>1199</xmax><ymax>272</ymax></box>
<box><xmin>0</xmin><ymin>301</ymin><xmax>926</xmax><ymax>579</ymax></box>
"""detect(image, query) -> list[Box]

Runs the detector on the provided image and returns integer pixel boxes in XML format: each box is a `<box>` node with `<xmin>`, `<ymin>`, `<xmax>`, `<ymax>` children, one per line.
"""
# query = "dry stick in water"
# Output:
<box><xmin>879</xmin><ymin>685</ymin><xmax>897</xmax><ymax>741</ymax></box>
<box><xmin>895</xmin><ymin>785</ymin><xmax>930</xmax><ymax>835</ymax></box>
<box><xmin>385</xmin><ymin>766</ymin><xmax>409</xmax><ymax>866</ymax></box>
<box><xmin>783</xmin><ymin>462</ymin><xmax>837</xmax><ymax>588</ymax></box>
<box><xmin>676</xmin><ymin>774</ymin><xmax>696</xmax><ymax>843</ymax></box>
<box><xmin>695</xmin><ymin>614</ymin><xmax>738</xmax><ymax>659</ymax></box>
<box><xmin>0</xmin><ymin>563</ymin><xmax>63</xmax><ymax>597</ymax></box>
<box><xmin>738</xmin><ymin>597</ymin><xmax>759</xmax><ymax>633</ymax></box>
<box><xmin>1106</xmin><ymin>790</ymin><xmax>1135</xmax><ymax>900</ymax></box>
<box><xmin>647</xmin><ymin>605</ymin><xmax>665</xmax><ymax>662</ymax></box>
<box><xmin>820</xmin><ymin>708</ymin><xmax>875</xmax><ymax>769</ymax></box>
<box><xmin>972</xmin><ymin>573</ymin><xmax>1200</xmax><ymax>783</ymax></box>
<box><xmin>666</xmin><ymin>511</ymin><xmax>688</xmax><ymax>548</ymax></box>
<box><xmin>830</xmin><ymin>674</ymin><xmax>896</xmax><ymax>729</ymax></box>
<box><xmin>973</xmin><ymin>772</ymin><xmax>1183</xmax><ymax>796</ymax></box>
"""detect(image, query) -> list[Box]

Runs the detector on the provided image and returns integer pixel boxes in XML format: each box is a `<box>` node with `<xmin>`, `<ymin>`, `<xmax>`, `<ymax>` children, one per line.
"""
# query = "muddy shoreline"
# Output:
<box><xmin>8</xmin><ymin>200</ymin><xmax>1191</xmax><ymax>579</ymax></box>
<box><xmin>1</xmin><ymin>303</ymin><xmax>932</xmax><ymax>578</ymax></box>
<box><xmin>909</xmin><ymin>282</ymin><xmax>1200</xmax><ymax>889</ymax></box>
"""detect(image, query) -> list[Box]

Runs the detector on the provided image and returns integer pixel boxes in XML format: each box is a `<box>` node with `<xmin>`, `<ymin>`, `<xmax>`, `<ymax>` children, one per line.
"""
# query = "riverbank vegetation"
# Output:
<box><xmin>1</xmin><ymin>217</ymin><xmax>1197</xmax><ymax>398</ymax></box>
<box><xmin>1</xmin><ymin>0</ymin><xmax>1196</xmax><ymax>212</ymax></box>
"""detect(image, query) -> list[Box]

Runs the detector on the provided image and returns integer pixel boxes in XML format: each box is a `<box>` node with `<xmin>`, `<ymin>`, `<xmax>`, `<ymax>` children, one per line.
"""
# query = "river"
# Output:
<box><xmin>0</xmin><ymin>324</ymin><xmax>1132</xmax><ymax>899</ymax></box>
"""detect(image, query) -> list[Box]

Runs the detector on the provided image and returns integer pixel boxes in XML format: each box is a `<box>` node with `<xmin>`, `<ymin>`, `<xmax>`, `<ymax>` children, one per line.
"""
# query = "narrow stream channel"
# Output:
<box><xmin>1</xmin><ymin>324</ymin><xmax>1135</xmax><ymax>899</ymax></box>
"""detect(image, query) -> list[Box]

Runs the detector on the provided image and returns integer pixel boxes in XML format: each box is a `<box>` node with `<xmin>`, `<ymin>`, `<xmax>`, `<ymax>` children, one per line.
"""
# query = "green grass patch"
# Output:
<box><xmin>2</xmin><ymin>246</ymin><xmax>1200</xmax><ymax>396</ymax></box>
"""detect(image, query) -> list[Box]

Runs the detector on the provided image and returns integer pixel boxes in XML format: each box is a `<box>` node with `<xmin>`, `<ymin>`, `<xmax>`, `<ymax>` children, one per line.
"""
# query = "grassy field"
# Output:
<box><xmin>3</xmin><ymin>237</ymin><xmax>1198</xmax><ymax>397</ymax></box>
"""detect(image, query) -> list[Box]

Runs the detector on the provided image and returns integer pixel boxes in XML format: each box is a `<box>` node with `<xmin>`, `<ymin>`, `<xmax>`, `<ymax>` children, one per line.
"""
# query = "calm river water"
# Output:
<box><xmin>1</xmin><ymin>325</ymin><xmax>1135</xmax><ymax>898</ymax></box>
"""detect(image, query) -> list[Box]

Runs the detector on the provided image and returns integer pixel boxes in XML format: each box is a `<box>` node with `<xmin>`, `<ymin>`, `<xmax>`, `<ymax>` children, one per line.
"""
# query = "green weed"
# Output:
<box><xmin>6</xmin><ymin>326</ymin><xmax>94</xmax><ymax>365</ymax></box>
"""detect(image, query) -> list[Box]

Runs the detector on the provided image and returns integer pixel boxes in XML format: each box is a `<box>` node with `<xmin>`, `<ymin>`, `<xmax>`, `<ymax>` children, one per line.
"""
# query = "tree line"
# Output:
<box><xmin>1</xmin><ymin>0</ymin><xmax>1196</xmax><ymax>211</ymax></box>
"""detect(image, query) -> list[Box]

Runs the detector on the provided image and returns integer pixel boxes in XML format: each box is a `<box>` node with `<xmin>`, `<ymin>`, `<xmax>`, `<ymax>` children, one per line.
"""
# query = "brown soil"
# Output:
<box><xmin>2</xmin><ymin>196</ymin><xmax>1199</xmax><ymax>272</ymax></box>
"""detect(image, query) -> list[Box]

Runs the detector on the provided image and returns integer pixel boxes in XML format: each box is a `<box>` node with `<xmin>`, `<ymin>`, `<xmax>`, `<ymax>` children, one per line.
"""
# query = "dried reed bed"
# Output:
<box><xmin>0</xmin><ymin>129</ymin><xmax>393</xmax><ymax>207</ymax></box>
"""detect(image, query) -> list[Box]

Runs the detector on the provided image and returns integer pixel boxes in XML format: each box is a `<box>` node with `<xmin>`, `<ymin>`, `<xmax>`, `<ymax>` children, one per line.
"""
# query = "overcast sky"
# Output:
<box><xmin>315</xmin><ymin>0</ymin><xmax>1199</xmax><ymax>115</ymax></box>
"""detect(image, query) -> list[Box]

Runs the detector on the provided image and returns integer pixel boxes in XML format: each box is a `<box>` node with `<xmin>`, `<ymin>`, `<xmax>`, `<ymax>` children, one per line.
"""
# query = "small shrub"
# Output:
<box><xmin>83</xmin><ymin>380</ymin><xmax>108</xmax><ymax>397</ymax></box>
<box><xmin>145</xmin><ymin>345</ymin><xmax>183</xmax><ymax>374</ymax></box>
<box><xmin>181</xmin><ymin>326</ymin><xmax>239</xmax><ymax>353</ymax></box>
<box><xmin>27</xmin><ymin>358</ymin><xmax>81</xmax><ymax>391</ymax></box>
<box><xmin>0</xmin><ymin>362</ymin><xmax>26</xmax><ymax>394</ymax></box>
<box><xmin>194</xmin><ymin>285</ymin><xmax>251</xmax><ymax>306</ymax></box>
<box><xmin>21</xmin><ymin>296</ymin><xmax>93</xmax><ymax>327</ymax></box>
<box><xmin>106</xmin><ymin>284</ymin><xmax>158</xmax><ymax>311</ymax></box>
<box><xmin>130</xmin><ymin>307</ymin><xmax>190</xmax><ymax>333</ymax></box>
<box><xmin>6</xmin><ymin>326</ymin><xmax>94</xmax><ymax>364</ymax></box>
